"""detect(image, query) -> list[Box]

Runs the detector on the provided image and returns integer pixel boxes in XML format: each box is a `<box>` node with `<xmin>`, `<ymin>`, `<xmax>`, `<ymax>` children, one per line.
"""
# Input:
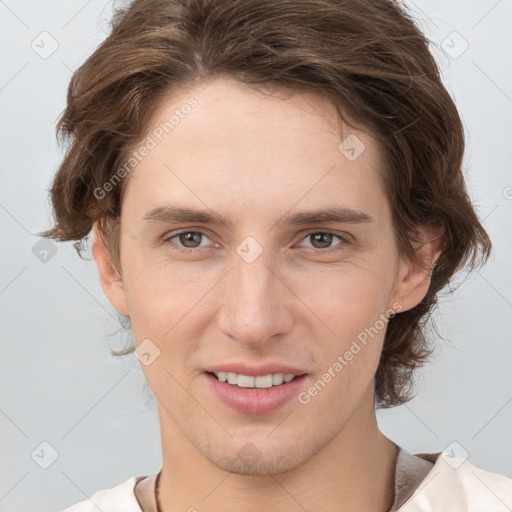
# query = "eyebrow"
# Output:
<box><xmin>141</xmin><ymin>205</ymin><xmax>373</xmax><ymax>229</ymax></box>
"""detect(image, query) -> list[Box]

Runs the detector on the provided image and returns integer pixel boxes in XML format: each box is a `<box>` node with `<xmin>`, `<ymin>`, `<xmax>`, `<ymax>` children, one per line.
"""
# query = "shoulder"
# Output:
<box><xmin>61</xmin><ymin>476</ymin><xmax>145</xmax><ymax>512</ymax></box>
<box><xmin>398</xmin><ymin>452</ymin><xmax>512</xmax><ymax>511</ymax></box>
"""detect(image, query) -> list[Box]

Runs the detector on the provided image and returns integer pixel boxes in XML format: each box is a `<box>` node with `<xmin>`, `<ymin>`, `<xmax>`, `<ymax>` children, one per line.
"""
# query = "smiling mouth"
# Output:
<box><xmin>207</xmin><ymin>371</ymin><xmax>304</xmax><ymax>389</ymax></box>
<box><xmin>205</xmin><ymin>371</ymin><xmax>309</xmax><ymax>414</ymax></box>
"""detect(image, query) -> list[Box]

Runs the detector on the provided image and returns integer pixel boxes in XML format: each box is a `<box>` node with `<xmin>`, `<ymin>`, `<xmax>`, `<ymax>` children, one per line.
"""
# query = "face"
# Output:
<box><xmin>94</xmin><ymin>76</ymin><xmax>432</xmax><ymax>476</ymax></box>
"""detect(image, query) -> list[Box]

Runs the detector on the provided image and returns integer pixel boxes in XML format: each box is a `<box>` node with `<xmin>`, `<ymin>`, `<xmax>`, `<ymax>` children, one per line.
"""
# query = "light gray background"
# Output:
<box><xmin>0</xmin><ymin>0</ymin><xmax>511</xmax><ymax>510</ymax></box>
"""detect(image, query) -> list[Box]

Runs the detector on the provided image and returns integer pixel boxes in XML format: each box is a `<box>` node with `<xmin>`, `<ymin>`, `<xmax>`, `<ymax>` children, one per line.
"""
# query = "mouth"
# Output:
<box><xmin>204</xmin><ymin>370</ymin><xmax>309</xmax><ymax>415</ymax></box>
<box><xmin>208</xmin><ymin>371</ymin><xmax>304</xmax><ymax>389</ymax></box>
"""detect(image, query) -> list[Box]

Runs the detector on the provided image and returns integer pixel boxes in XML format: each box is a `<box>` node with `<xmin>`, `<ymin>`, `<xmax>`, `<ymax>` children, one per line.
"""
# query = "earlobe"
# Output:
<box><xmin>91</xmin><ymin>222</ymin><xmax>130</xmax><ymax>317</ymax></box>
<box><xmin>390</xmin><ymin>224</ymin><xmax>444</xmax><ymax>313</ymax></box>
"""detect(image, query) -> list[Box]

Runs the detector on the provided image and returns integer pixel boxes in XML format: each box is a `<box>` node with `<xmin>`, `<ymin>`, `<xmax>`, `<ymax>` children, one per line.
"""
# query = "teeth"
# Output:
<box><xmin>213</xmin><ymin>372</ymin><xmax>299</xmax><ymax>388</ymax></box>
<box><xmin>255</xmin><ymin>375</ymin><xmax>273</xmax><ymax>388</ymax></box>
<box><xmin>238</xmin><ymin>374</ymin><xmax>255</xmax><ymax>388</ymax></box>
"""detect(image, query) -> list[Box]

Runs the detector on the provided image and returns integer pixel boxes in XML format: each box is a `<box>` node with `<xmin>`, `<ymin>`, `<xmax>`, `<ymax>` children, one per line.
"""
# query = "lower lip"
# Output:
<box><xmin>204</xmin><ymin>372</ymin><xmax>308</xmax><ymax>415</ymax></box>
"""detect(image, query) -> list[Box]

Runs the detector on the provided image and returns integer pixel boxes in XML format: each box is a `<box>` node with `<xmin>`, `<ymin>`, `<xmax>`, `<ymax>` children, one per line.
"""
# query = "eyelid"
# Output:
<box><xmin>296</xmin><ymin>228</ymin><xmax>354</xmax><ymax>243</ymax></box>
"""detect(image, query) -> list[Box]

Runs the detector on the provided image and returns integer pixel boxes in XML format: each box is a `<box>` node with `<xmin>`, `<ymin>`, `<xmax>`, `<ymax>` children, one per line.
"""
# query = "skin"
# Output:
<box><xmin>93</xmin><ymin>76</ymin><xmax>442</xmax><ymax>511</ymax></box>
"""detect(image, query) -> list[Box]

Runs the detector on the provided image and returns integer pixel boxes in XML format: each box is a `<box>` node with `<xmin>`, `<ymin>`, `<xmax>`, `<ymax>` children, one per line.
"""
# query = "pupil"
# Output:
<box><xmin>312</xmin><ymin>233</ymin><xmax>332</xmax><ymax>249</ymax></box>
<box><xmin>180</xmin><ymin>232</ymin><xmax>201</xmax><ymax>247</ymax></box>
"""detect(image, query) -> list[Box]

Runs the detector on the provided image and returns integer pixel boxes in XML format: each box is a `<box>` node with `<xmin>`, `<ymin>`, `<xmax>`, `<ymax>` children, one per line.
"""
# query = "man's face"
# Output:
<box><xmin>104</xmin><ymin>77</ymin><xmax>408</xmax><ymax>475</ymax></box>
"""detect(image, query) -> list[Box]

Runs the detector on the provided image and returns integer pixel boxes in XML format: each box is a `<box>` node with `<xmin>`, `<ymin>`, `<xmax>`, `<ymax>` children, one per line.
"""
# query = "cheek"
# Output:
<box><xmin>121</xmin><ymin>253</ymin><xmax>218</xmax><ymax>351</ymax></box>
<box><xmin>289</xmin><ymin>258</ymin><xmax>395</xmax><ymax>338</ymax></box>
<box><xmin>297</xmin><ymin>269</ymin><xmax>390</xmax><ymax>416</ymax></box>
<box><xmin>297</xmin><ymin>327</ymin><xmax>383</xmax><ymax>434</ymax></box>
<box><xmin>286</xmin><ymin>258</ymin><xmax>395</xmax><ymax>403</ymax></box>
<box><xmin>123</xmin><ymin>240</ymin><xmax>180</xmax><ymax>295</ymax></box>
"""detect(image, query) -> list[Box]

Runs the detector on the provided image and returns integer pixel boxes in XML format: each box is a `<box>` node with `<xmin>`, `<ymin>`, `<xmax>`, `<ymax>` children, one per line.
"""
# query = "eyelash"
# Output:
<box><xmin>162</xmin><ymin>229</ymin><xmax>352</xmax><ymax>254</ymax></box>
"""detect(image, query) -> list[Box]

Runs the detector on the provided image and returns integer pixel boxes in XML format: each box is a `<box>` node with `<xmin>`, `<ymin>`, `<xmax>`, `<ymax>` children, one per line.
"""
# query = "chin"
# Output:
<box><xmin>199</xmin><ymin>439</ymin><xmax>314</xmax><ymax>476</ymax></box>
<box><xmin>210</xmin><ymin>452</ymin><xmax>306</xmax><ymax>476</ymax></box>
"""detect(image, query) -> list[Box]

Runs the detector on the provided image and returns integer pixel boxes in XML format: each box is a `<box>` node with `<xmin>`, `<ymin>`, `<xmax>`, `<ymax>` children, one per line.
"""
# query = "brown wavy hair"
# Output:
<box><xmin>40</xmin><ymin>0</ymin><xmax>492</xmax><ymax>408</ymax></box>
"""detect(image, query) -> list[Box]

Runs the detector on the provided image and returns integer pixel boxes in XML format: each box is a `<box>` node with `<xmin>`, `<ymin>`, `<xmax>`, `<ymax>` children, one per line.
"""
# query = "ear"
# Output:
<box><xmin>91</xmin><ymin>222</ymin><xmax>130</xmax><ymax>317</ymax></box>
<box><xmin>389</xmin><ymin>223</ymin><xmax>444</xmax><ymax>313</ymax></box>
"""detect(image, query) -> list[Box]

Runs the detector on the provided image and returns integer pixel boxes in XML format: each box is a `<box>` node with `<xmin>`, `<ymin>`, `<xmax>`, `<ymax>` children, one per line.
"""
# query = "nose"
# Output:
<box><xmin>217</xmin><ymin>246</ymin><xmax>294</xmax><ymax>349</ymax></box>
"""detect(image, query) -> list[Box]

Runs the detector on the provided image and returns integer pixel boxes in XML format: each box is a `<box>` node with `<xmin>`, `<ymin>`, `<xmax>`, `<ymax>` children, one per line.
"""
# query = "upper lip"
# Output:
<box><xmin>206</xmin><ymin>362</ymin><xmax>308</xmax><ymax>377</ymax></box>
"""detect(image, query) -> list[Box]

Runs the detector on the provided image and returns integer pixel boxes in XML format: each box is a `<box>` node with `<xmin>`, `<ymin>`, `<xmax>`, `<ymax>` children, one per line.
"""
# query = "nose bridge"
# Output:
<box><xmin>219</xmin><ymin>241</ymin><xmax>292</xmax><ymax>343</ymax></box>
<box><xmin>235</xmin><ymin>248</ymin><xmax>273</xmax><ymax>303</ymax></box>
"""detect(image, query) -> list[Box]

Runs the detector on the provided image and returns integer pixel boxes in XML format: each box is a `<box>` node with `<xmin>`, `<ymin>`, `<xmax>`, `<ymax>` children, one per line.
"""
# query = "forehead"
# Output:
<box><xmin>121</xmin><ymin>77</ymin><xmax>389</xmax><ymax>228</ymax></box>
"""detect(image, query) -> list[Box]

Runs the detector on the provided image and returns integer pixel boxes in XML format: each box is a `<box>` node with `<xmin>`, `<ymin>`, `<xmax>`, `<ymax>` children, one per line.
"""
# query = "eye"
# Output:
<box><xmin>162</xmin><ymin>229</ymin><xmax>352</xmax><ymax>254</ymax></box>
<box><xmin>163</xmin><ymin>230</ymin><xmax>214</xmax><ymax>252</ymax></box>
<box><xmin>298</xmin><ymin>231</ymin><xmax>351</xmax><ymax>253</ymax></box>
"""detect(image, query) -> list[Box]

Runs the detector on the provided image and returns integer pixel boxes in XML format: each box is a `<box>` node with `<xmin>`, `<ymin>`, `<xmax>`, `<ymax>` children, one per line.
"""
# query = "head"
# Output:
<box><xmin>42</xmin><ymin>0</ymin><xmax>491</xmax><ymax>475</ymax></box>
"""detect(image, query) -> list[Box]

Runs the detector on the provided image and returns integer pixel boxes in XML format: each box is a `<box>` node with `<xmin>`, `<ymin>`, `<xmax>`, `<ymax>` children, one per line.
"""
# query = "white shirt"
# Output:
<box><xmin>61</xmin><ymin>446</ymin><xmax>512</xmax><ymax>511</ymax></box>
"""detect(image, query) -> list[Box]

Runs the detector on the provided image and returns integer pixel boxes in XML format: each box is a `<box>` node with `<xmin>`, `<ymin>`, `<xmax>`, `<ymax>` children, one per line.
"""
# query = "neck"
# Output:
<box><xmin>156</xmin><ymin>389</ymin><xmax>398</xmax><ymax>512</ymax></box>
